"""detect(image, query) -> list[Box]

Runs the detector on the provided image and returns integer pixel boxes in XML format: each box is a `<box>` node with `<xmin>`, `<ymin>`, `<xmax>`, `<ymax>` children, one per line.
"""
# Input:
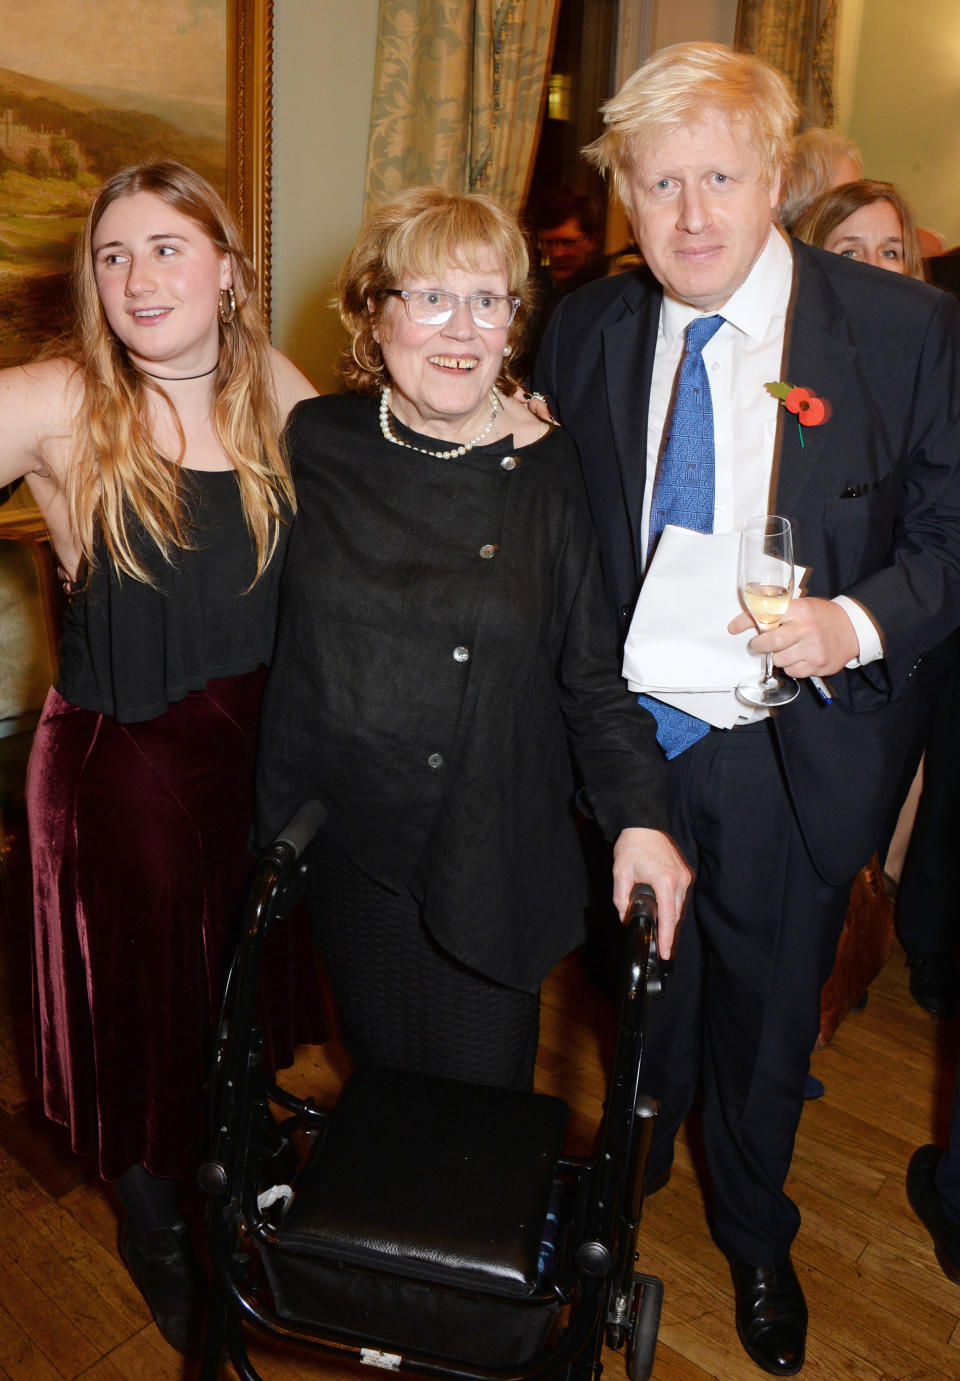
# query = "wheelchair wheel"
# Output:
<box><xmin>626</xmin><ymin>1273</ymin><xmax>663</xmax><ymax>1381</ymax></box>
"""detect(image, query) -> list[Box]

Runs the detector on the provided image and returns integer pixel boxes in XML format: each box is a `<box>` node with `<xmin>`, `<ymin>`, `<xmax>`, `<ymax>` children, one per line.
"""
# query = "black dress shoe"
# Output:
<box><xmin>643</xmin><ymin>1165</ymin><xmax>671</xmax><ymax>1196</ymax></box>
<box><xmin>906</xmin><ymin>1144</ymin><xmax>960</xmax><ymax>1283</ymax></box>
<box><xmin>908</xmin><ymin>954</ymin><xmax>960</xmax><ymax>1019</ymax></box>
<box><xmin>729</xmin><ymin>1255</ymin><xmax>807</xmax><ymax>1376</ymax></box>
<box><xmin>120</xmin><ymin>1220</ymin><xmax>204</xmax><ymax>1355</ymax></box>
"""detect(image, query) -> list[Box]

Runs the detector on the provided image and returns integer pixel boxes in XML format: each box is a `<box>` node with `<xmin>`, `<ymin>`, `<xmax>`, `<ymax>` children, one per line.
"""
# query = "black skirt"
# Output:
<box><xmin>306</xmin><ymin>832</ymin><xmax>540</xmax><ymax>1092</ymax></box>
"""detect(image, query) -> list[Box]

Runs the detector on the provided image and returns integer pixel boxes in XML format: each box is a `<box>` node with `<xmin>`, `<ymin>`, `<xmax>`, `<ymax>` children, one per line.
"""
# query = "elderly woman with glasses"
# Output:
<box><xmin>256</xmin><ymin>186</ymin><xmax>689</xmax><ymax>1091</ymax></box>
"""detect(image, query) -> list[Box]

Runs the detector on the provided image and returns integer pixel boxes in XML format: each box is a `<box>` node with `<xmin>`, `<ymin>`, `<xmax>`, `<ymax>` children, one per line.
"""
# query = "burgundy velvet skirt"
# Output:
<box><xmin>27</xmin><ymin>668</ymin><xmax>318</xmax><ymax>1181</ymax></box>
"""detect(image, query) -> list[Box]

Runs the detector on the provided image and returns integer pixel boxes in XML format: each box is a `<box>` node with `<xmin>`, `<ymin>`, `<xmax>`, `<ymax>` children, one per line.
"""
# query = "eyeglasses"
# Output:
<box><xmin>382</xmin><ymin>287</ymin><xmax>521</xmax><ymax>330</ymax></box>
<box><xmin>538</xmin><ymin>234</ymin><xmax>586</xmax><ymax>252</ymax></box>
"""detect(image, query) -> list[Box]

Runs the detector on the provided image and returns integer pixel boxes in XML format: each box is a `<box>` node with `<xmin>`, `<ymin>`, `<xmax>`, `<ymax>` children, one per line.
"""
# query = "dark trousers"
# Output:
<box><xmin>896</xmin><ymin>631</ymin><xmax>960</xmax><ymax>957</ymax></box>
<box><xmin>937</xmin><ymin>1065</ymin><xmax>960</xmax><ymax>1223</ymax></box>
<box><xmin>645</xmin><ymin>720</ymin><xmax>852</xmax><ymax>1264</ymax></box>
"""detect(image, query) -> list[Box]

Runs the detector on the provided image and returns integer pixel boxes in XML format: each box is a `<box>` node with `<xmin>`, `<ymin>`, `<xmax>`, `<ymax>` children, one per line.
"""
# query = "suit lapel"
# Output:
<box><xmin>595</xmin><ymin>249</ymin><xmax>860</xmax><ymax>561</ymax></box>
<box><xmin>601</xmin><ymin>273</ymin><xmax>662</xmax><ymax>561</ymax></box>
<box><xmin>774</xmin><ymin>242</ymin><xmax>858</xmax><ymax>515</ymax></box>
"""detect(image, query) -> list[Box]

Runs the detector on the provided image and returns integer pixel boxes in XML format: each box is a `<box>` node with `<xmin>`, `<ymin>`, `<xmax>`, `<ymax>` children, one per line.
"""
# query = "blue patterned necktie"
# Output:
<box><xmin>639</xmin><ymin>313</ymin><xmax>724</xmax><ymax>759</ymax></box>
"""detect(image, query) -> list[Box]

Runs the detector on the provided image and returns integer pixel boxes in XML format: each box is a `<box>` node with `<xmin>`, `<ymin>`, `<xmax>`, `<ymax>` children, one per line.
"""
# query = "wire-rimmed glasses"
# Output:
<box><xmin>538</xmin><ymin>232</ymin><xmax>587</xmax><ymax>253</ymax></box>
<box><xmin>382</xmin><ymin>287</ymin><xmax>521</xmax><ymax>330</ymax></box>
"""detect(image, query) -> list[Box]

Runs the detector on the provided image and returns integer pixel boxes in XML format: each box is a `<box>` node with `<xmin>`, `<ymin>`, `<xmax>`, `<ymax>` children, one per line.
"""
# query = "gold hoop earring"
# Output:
<box><xmin>218</xmin><ymin>287</ymin><xmax>237</xmax><ymax>324</ymax></box>
<box><xmin>352</xmin><ymin>334</ymin><xmax>384</xmax><ymax>377</ymax></box>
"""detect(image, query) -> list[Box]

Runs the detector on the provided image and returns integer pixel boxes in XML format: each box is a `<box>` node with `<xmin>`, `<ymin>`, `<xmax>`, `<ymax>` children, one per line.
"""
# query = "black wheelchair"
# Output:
<box><xmin>199</xmin><ymin>803</ymin><xmax>666</xmax><ymax>1380</ymax></box>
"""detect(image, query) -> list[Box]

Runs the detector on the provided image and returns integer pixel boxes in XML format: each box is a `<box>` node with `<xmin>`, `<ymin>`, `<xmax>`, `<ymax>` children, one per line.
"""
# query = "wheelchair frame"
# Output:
<box><xmin>199</xmin><ymin>802</ymin><xmax>665</xmax><ymax>1381</ymax></box>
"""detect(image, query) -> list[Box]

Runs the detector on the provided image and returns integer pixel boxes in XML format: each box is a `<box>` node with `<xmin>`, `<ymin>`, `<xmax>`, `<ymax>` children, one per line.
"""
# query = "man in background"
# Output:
<box><xmin>517</xmin><ymin>186</ymin><xmax>606</xmax><ymax>373</ymax></box>
<box><xmin>776</xmin><ymin>126</ymin><xmax>862</xmax><ymax>230</ymax></box>
<box><xmin>532</xmin><ymin>184</ymin><xmax>605</xmax><ymax>291</ymax></box>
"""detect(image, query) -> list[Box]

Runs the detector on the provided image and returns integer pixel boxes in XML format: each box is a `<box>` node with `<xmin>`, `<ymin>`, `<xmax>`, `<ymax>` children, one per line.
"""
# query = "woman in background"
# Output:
<box><xmin>0</xmin><ymin>161</ymin><xmax>316</xmax><ymax>1352</ymax></box>
<box><xmin>793</xmin><ymin>179</ymin><xmax>926</xmax><ymax>279</ymax></box>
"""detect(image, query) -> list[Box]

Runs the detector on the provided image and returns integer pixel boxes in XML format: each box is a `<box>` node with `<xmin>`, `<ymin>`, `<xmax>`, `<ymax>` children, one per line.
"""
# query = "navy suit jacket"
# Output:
<box><xmin>534</xmin><ymin>238</ymin><xmax>960</xmax><ymax>884</ymax></box>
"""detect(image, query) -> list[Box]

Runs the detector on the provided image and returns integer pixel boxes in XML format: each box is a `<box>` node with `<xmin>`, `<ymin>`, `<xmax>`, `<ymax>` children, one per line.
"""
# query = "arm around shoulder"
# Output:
<box><xmin>0</xmin><ymin>356</ymin><xmax>78</xmax><ymax>489</ymax></box>
<box><xmin>269</xmin><ymin>348</ymin><xmax>318</xmax><ymax>423</ymax></box>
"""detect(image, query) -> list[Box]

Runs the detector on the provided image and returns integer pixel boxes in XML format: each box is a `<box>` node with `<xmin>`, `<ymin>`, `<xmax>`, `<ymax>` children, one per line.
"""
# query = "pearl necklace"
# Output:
<box><xmin>379</xmin><ymin>386</ymin><xmax>499</xmax><ymax>459</ymax></box>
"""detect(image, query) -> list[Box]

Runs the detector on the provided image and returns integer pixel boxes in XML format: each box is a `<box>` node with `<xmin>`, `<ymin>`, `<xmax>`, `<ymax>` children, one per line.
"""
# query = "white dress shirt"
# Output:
<box><xmin>642</xmin><ymin>225</ymin><xmax>881</xmax><ymax>669</ymax></box>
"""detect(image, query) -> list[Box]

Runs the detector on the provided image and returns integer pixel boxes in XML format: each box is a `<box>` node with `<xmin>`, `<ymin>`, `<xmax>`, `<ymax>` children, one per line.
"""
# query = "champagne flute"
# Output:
<box><xmin>736</xmin><ymin>514</ymin><xmax>800</xmax><ymax>707</ymax></box>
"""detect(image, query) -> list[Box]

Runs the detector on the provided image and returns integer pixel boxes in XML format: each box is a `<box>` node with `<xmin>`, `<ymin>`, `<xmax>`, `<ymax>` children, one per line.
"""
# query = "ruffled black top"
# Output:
<box><xmin>57</xmin><ymin>469</ymin><xmax>288</xmax><ymax>723</ymax></box>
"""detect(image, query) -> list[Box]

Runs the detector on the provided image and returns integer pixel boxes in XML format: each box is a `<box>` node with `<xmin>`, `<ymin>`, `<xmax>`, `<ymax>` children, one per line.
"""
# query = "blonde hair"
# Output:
<box><xmin>793</xmin><ymin>179</ymin><xmax>926</xmax><ymax>281</ymax></box>
<box><xmin>62</xmin><ymin>160</ymin><xmax>293</xmax><ymax>584</ymax></box>
<box><xmin>335</xmin><ymin>186</ymin><xmax>532</xmax><ymax>396</ymax></box>
<box><xmin>777</xmin><ymin>128</ymin><xmax>863</xmax><ymax>230</ymax></box>
<box><xmin>586</xmin><ymin>42</ymin><xmax>799</xmax><ymax>211</ymax></box>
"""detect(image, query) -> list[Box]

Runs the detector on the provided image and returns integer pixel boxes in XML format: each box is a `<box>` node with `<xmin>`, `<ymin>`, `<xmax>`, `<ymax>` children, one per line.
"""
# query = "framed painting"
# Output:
<box><xmin>0</xmin><ymin>0</ymin><xmax>274</xmax><ymax>367</ymax></box>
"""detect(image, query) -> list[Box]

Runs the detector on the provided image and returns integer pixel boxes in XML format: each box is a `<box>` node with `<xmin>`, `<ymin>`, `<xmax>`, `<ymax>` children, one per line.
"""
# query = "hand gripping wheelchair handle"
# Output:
<box><xmin>625</xmin><ymin>882</ymin><xmax>666</xmax><ymax>999</ymax></box>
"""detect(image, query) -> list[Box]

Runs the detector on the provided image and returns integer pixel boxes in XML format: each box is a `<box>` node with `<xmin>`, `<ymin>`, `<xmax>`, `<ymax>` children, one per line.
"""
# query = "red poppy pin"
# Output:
<box><xmin>765</xmin><ymin>381</ymin><xmax>831</xmax><ymax>447</ymax></box>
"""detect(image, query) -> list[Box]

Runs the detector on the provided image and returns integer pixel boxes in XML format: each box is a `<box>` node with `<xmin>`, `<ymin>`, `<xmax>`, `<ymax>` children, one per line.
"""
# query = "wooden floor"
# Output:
<box><xmin>1</xmin><ymin>936</ymin><xmax>959</xmax><ymax>1381</ymax></box>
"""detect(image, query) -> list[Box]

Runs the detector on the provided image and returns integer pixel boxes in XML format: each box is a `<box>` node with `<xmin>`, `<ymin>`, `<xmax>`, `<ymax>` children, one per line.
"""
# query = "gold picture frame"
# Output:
<box><xmin>0</xmin><ymin>0</ymin><xmax>274</xmax><ymax>364</ymax></box>
<box><xmin>229</xmin><ymin>0</ymin><xmax>274</xmax><ymax>322</ymax></box>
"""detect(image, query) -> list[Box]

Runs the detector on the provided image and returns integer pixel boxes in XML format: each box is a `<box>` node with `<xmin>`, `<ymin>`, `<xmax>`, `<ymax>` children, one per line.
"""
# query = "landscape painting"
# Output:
<box><xmin>0</xmin><ymin>0</ymin><xmax>270</xmax><ymax>364</ymax></box>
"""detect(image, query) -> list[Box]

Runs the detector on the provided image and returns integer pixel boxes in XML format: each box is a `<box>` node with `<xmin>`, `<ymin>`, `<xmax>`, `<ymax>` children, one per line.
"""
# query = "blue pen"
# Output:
<box><xmin>810</xmin><ymin>675</ymin><xmax>833</xmax><ymax>704</ymax></box>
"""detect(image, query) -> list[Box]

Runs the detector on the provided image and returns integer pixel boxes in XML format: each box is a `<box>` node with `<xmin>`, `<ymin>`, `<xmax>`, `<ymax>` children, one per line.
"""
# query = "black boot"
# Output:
<box><xmin>120</xmin><ymin>1219</ymin><xmax>204</xmax><ymax>1355</ymax></box>
<box><xmin>907</xmin><ymin>953</ymin><xmax>960</xmax><ymax>1018</ymax></box>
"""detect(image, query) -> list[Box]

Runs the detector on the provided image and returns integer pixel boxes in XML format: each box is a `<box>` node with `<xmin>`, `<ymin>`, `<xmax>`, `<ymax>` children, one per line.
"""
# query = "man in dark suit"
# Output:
<box><xmin>534</xmin><ymin>42</ymin><xmax>960</xmax><ymax>1377</ymax></box>
<box><xmin>926</xmin><ymin>245</ymin><xmax>960</xmax><ymax>299</ymax></box>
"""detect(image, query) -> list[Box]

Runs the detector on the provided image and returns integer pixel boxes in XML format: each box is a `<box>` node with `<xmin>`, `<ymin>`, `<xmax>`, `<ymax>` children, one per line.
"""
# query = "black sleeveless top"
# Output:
<box><xmin>57</xmin><ymin>469</ymin><xmax>288</xmax><ymax>723</ymax></box>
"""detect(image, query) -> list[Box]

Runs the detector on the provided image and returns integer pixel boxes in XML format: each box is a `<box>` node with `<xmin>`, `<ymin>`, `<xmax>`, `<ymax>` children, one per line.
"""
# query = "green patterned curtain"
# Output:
<box><xmin>364</xmin><ymin>0</ymin><xmax>561</xmax><ymax>214</ymax></box>
<box><xmin>735</xmin><ymin>0</ymin><xmax>838</xmax><ymax>126</ymax></box>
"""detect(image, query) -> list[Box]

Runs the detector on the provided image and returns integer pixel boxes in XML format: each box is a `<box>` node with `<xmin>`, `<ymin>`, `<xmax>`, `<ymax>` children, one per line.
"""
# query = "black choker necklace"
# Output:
<box><xmin>140</xmin><ymin>362</ymin><xmax>218</xmax><ymax>382</ymax></box>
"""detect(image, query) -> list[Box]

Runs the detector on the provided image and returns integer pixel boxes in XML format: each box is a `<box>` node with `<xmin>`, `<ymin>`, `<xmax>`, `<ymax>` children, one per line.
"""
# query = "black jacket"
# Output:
<box><xmin>534</xmin><ymin>240</ymin><xmax>960</xmax><ymax>884</ymax></box>
<box><xmin>256</xmin><ymin>393</ymin><xmax>666</xmax><ymax>991</ymax></box>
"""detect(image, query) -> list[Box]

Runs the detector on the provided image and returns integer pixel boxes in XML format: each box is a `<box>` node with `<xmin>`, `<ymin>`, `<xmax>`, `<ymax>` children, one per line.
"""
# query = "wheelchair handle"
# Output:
<box><xmin>626</xmin><ymin>882</ymin><xmax>657</xmax><ymax>926</ymax></box>
<box><xmin>626</xmin><ymin>882</ymin><xmax>668</xmax><ymax>998</ymax></box>
<box><xmin>274</xmin><ymin>799</ymin><xmax>327</xmax><ymax>860</ymax></box>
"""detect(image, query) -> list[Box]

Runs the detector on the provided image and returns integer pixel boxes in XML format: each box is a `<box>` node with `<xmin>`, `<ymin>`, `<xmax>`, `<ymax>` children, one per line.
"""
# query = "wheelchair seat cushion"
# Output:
<box><xmin>260</xmin><ymin>1066</ymin><xmax>569</xmax><ymax>1363</ymax></box>
<box><xmin>275</xmin><ymin>1065</ymin><xmax>568</xmax><ymax>1292</ymax></box>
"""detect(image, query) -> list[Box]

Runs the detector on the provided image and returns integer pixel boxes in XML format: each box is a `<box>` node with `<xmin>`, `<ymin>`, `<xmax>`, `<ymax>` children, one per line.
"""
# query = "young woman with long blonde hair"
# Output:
<box><xmin>1</xmin><ymin>160</ymin><xmax>316</xmax><ymax>1353</ymax></box>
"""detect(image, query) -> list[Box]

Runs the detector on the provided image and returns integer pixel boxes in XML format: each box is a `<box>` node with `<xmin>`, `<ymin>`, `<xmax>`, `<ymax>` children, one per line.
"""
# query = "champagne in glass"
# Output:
<box><xmin>741</xmin><ymin>582</ymin><xmax>792</xmax><ymax>630</ymax></box>
<box><xmin>736</xmin><ymin>515</ymin><xmax>800</xmax><ymax>707</ymax></box>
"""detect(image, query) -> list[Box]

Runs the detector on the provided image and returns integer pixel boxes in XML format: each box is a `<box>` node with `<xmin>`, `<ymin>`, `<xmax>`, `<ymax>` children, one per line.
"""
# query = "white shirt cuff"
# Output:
<box><xmin>833</xmin><ymin>594</ymin><xmax>884</xmax><ymax>667</ymax></box>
